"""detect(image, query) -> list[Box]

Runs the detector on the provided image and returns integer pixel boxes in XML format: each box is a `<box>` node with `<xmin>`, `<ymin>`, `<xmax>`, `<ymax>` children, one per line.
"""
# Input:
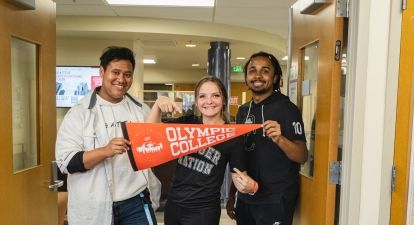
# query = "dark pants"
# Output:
<box><xmin>164</xmin><ymin>200</ymin><xmax>221</xmax><ymax>225</ymax></box>
<box><xmin>113</xmin><ymin>190</ymin><xmax>157</xmax><ymax>225</ymax></box>
<box><xmin>235</xmin><ymin>196</ymin><xmax>297</xmax><ymax>225</ymax></box>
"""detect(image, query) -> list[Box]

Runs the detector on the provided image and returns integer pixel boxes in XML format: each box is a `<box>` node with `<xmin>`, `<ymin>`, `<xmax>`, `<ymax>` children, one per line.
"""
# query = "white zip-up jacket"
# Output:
<box><xmin>55</xmin><ymin>87</ymin><xmax>155</xmax><ymax>225</ymax></box>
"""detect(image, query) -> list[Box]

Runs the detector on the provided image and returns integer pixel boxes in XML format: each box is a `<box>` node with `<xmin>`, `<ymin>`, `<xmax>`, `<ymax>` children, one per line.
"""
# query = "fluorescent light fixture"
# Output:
<box><xmin>185</xmin><ymin>41</ymin><xmax>197</xmax><ymax>48</ymax></box>
<box><xmin>236</xmin><ymin>57</ymin><xmax>245</xmax><ymax>60</ymax></box>
<box><xmin>192</xmin><ymin>63</ymin><xmax>200</xmax><ymax>67</ymax></box>
<box><xmin>282</xmin><ymin>56</ymin><xmax>288</xmax><ymax>61</ymax></box>
<box><xmin>106</xmin><ymin>0</ymin><xmax>215</xmax><ymax>7</ymax></box>
<box><xmin>143</xmin><ymin>59</ymin><xmax>156</xmax><ymax>64</ymax></box>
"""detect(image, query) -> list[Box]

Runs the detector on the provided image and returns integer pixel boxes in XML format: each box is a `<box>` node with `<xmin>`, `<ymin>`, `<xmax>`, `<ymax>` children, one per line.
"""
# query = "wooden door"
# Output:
<box><xmin>0</xmin><ymin>1</ymin><xmax>57</xmax><ymax>225</ymax></box>
<box><xmin>290</xmin><ymin>2</ymin><xmax>344</xmax><ymax>225</ymax></box>
<box><xmin>390</xmin><ymin>2</ymin><xmax>414</xmax><ymax>225</ymax></box>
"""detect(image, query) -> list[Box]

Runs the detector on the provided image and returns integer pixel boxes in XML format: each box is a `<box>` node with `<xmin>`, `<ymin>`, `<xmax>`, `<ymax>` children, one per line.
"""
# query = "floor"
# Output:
<box><xmin>155</xmin><ymin>208</ymin><xmax>236</xmax><ymax>225</ymax></box>
<box><xmin>62</xmin><ymin>208</ymin><xmax>234</xmax><ymax>225</ymax></box>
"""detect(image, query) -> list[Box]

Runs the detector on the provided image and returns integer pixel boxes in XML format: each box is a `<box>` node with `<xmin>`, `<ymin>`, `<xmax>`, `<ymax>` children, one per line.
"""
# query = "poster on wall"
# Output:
<box><xmin>289</xmin><ymin>80</ymin><xmax>298</xmax><ymax>105</ymax></box>
<box><xmin>288</xmin><ymin>65</ymin><xmax>298</xmax><ymax>105</ymax></box>
<box><xmin>56</xmin><ymin>66</ymin><xmax>102</xmax><ymax>107</ymax></box>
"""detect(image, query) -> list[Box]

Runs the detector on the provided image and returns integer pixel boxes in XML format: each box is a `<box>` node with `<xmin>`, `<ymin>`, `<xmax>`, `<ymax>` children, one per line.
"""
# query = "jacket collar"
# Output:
<box><xmin>88</xmin><ymin>86</ymin><xmax>142</xmax><ymax>109</ymax></box>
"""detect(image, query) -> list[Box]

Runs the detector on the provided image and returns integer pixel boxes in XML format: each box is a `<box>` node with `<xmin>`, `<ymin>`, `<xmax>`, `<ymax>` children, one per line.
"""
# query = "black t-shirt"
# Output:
<box><xmin>236</xmin><ymin>92</ymin><xmax>306</xmax><ymax>204</ymax></box>
<box><xmin>164</xmin><ymin>115</ymin><xmax>246</xmax><ymax>208</ymax></box>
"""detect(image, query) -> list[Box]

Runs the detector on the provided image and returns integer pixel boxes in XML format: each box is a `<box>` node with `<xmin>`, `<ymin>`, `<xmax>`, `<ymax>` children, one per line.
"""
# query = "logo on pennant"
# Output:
<box><xmin>123</xmin><ymin>123</ymin><xmax>261</xmax><ymax>170</ymax></box>
<box><xmin>136</xmin><ymin>137</ymin><xmax>163</xmax><ymax>154</ymax></box>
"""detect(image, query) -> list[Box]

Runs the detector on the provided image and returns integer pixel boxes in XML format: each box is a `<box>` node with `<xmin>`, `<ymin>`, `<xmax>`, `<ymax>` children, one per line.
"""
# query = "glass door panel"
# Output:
<box><xmin>11</xmin><ymin>37</ymin><xmax>38</xmax><ymax>172</ymax></box>
<box><xmin>300</xmin><ymin>42</ymin><xmax>319</xmax><ymax>177</ymax></box>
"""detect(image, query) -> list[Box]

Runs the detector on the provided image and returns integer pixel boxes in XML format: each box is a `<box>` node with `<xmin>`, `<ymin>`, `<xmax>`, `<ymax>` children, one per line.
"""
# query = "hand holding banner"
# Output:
<box><xmin>122</xmin><ymin>123</ymin><xmax>261</xmax><ymax>171</ymax></box>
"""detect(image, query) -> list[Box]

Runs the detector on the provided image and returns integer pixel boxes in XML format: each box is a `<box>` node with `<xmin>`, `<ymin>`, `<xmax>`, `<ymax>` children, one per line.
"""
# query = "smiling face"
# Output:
<box><xmin>195</xmin><ymin>81</ymin><xmax>225</xmax><ymax>121</ymax></box>
<box><xmin>245</xmin><ymin>56</ymin><xmax>276</xmax><ymax>98</ymax></box>
<box><xmin>98</xmin><ymin>59</ymin><xmax>133</xmax><ymax>103</ymax></box>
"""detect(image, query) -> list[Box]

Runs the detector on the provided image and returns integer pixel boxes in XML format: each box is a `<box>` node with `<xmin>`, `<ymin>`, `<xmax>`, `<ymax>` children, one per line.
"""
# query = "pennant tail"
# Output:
<box><xmin>121</xmin><ymin>122</ymin><xmax>139</xmax><ymax>171</ymax></box>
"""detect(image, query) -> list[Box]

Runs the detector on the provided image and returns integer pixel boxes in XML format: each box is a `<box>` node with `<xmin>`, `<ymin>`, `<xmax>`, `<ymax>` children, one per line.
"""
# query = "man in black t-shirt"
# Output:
<box><xmin>227</xmin><ymin>52</ymin><xmax>308</xmax><ymax>225</ymax></box>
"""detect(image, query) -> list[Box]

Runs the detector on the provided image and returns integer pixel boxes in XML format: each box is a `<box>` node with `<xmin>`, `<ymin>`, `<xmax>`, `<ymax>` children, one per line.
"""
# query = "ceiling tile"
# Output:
<box><xmin>214</xmin><ymin>7</ymin><xmax>290</xmax><ymax>37</ymax></box>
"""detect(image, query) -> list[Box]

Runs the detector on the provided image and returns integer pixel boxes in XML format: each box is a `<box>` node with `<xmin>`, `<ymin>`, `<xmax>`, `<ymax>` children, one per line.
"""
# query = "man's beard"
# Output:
<box><xmin>250</xmin><ymin>86</ymin><xmax>274</xmax><ymax>95</ymax></box>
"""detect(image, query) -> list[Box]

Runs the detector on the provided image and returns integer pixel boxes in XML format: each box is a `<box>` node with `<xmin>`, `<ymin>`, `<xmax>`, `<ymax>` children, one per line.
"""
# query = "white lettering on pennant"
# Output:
<box><xmin>166</xmin><ymin>126</ymin><xmax>236</xmax><ymax>157</ymax></box>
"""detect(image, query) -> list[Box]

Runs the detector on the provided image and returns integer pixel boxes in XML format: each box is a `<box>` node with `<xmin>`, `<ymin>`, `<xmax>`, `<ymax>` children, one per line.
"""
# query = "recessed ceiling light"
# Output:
<box><xmin>236</xmin><ymin>57</ymin><xmax>245</xmax><ymax>60</ymax></box>
<box><xmin>185</xmin><ymin>41</ymin><xmax>197</xmax><ymax>48</ymax></box>
<box><xmin>143</xmin><ymin>59</ymin><xmax>156</xmax><ymax>64</ymax></box>
<box><xmin>105</xmin><ymin>0</ymin><xmax>215</xmax><ymax>7</ymax></box>
<box><xmin>192</xmin><ymin>63</ymin><xmax>200</xmax><ymax>67</ymax></box>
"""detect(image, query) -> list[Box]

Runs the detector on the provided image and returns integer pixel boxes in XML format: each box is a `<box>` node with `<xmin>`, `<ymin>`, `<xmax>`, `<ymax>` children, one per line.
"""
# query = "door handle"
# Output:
<box><xmin>49</xmin><ymin>180</ymin><xmax>64</xmax><ymax>190</ymax></box>
<box><xmin>49</xmin><ymin>160</ymin><xmax>65</xmax><ymax>191</ymax></box>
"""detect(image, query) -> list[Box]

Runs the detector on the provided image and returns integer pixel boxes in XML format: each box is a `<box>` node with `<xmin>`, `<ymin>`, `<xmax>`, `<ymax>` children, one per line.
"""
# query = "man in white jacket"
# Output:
<box><xmin>56</xmin><ymin>46</ymin><xmax>159</xmax><ymax>225</ymax></box>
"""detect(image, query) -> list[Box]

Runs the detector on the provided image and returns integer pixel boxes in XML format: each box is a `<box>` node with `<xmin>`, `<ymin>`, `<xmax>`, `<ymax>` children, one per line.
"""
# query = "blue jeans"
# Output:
<box><xmin>113</xmin><ymin>190</ymin><xmax>157</xmax><ymax>225</ymax></box>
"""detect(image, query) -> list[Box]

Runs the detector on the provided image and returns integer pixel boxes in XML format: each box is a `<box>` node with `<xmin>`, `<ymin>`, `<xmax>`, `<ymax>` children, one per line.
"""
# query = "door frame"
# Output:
<box><xmin>339</xmin><ymin>0</ymin><xmax>402</xmax><ymax>224</ymax></box>
<box><xmin>389</xmin><ymin>0</ymin><xmax>414</xmax><ymax>224</ymax></box>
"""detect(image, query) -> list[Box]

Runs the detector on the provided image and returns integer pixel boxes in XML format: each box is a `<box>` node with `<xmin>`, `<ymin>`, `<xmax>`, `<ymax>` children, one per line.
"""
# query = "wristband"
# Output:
<box><xmin>248</xmin><ymin>181</ymin><xmax>258</xmax><ymax>195</ymax></box>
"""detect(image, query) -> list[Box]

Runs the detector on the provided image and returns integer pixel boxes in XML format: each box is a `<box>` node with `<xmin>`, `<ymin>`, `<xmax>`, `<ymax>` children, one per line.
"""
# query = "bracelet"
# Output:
<box><xmin>248</xmin><ymin>181</ymin><xmax>258</xmax><ymax>195</ymax></box>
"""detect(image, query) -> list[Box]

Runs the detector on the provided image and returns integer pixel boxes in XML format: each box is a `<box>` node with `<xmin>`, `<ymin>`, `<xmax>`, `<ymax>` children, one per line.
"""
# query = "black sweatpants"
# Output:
<box><xmin>235</xmin><ymin>196</ymin><xmax>297</xmax><ymax>225</ymax></box>
<box><xmin>164</xmin><ymin>200</ymin><xmax>221</xmax><ymax>225</ymax></box>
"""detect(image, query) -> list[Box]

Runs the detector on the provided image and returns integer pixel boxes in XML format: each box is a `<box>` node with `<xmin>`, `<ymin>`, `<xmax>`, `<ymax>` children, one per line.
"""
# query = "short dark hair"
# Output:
<box><xmin>194</xmin><ymin>75</ymin><xmax>230</xmax><ymax>123</ymax></box>
<box><xmin>243</xmin><ymin>51</ymin><xmax>282</xmax><ymax>91</ymax></box>
<box><xmin>99</xmin><ymin>46</ymin><xmax>136</xmax><ymax>71</ymax></box>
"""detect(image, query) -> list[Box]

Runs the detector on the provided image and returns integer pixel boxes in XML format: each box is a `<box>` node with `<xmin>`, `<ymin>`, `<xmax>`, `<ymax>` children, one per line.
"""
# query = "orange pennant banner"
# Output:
<box><xmin>122</xmin><ymin>123</ymin><xmax>261</xmax><ymax>171</ymax></box>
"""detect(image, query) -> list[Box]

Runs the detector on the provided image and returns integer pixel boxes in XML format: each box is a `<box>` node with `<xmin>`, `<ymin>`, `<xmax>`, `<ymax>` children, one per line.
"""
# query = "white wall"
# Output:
<box><xmin>340</xmin><ymin>0</ymin><xmax>402</xmax><ymax>225</ymax></box>
<box><xmin>57</xmin><ymin>39</ymin><xmax>133</xmax><ymax>66</ymax></box>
